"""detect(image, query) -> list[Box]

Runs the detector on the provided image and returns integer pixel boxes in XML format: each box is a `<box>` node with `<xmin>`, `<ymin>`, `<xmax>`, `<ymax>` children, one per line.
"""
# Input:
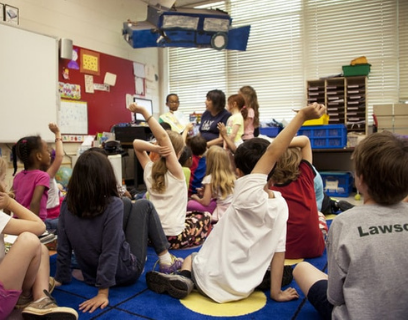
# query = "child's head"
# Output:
<box><xmin>234</xmin><ymin>137</ymin><xmax>270</xmax><ymax>176</ymax></box>
<box><xmin>239</xmin><ymin>85</ymin><xmax>260</xmax><ymax>127</ymax></box>
<box><xmin>166</xmin><ymin>93</ymin><xmax>180</xmax><ymax>112</ymax></box>
<box><xmin>151</xmin><ymin>130</ymin><xmax>184</xmax><ymax>193</ymax></box>
<box><xmin>189</xmin><ymin>135</ymin><xmax>207</xmax><ymax>156</ymax></box>
<box><xmin>179</xmin><ymin>145</ymin><xmax>193</xmax><ymax>168</ymax></box>
<box><xmin>269</xmin><ymin>147</ymin><xmax>302</xmax><ymax>184</ymax></box>
<box><xmin>206</xmin><ymin>146</ymin><xmax>235</xmax><ymax>199</ymax></box>
<box><xmin>352</xmin><ymin>131</ymin><xmax>408</xmax><ymax>205</ymax></box>
<box><xmin>160</xmin><ymin>122</ymin><xmax>172</xmax><ymax>131</ymax></box>
<box><xmin>66</xmin><ymin>150</ymin><xmax>118</xmax><ymax>218</ymax></box>
<box><xmin>227</xmin><ymin>94</ymin><xmax>245</xmax><ymax>114</ymax></box>
<box><xmin>12</xmin><ymin>135</ymin><xmax>50</xmax><ymax>175</ymax></box>
<box><xmin>206</xmin><ymin>89</ymin><xmax>226</xmax><ymax>113</ymax></box>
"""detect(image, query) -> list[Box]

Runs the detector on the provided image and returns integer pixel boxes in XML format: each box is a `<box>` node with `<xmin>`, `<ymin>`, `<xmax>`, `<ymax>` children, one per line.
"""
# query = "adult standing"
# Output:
<box><xmin>199</xmin><ymin>89</ymin><xmax>231</xmax><ymax>147</ymax></box>
<box><xmin>239</xmin><ymin>86</ymin><xmax>260</xmax><ymax>140</ymax></box>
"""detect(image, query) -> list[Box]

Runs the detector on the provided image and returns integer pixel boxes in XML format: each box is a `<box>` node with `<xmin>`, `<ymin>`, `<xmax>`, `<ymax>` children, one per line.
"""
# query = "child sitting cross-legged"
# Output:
<box><xmin>54</xmin><ymin>150</ymin><xmax>183</xmax><ymax>313</ymax></box>
<box><xmin>293</xmin><ymin>131</ymin><xmax>408</xmax><ymax>320</ymax></box>
<box><xmin>144</xmin><ymin>103</ymin><xmax>326</xmax><ymax>303</ymax></box>
<box><xmin>130</xmin><ymin>103</ymin><xmax>212</xmax><ymax>250</ymax></box>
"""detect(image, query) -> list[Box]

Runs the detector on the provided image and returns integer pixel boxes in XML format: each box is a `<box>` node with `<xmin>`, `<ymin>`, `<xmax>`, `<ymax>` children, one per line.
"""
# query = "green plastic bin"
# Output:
<box><xmin>342</xmin><ymin>64</ymin><xmax>371</xmax><ymax>77</ymax></box>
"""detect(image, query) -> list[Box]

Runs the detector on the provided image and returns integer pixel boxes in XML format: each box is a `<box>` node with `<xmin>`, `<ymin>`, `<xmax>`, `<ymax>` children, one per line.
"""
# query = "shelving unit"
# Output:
<box><xmin>307</xmin><ymin>76</ymin><xmax>367</xmax><ymax>134</ymax></box>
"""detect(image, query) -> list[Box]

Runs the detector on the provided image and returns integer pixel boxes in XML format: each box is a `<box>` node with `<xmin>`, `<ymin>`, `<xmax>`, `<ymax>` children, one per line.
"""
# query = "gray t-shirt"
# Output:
<box><xmin>327</xmin><ymin>202</ymin><xmax>408</xmax><ymax>320</ymax></box>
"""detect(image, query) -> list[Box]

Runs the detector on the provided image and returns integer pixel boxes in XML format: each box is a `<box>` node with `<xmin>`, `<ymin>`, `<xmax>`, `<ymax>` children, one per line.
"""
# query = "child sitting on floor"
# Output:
<box><xmin>54</xmin><ymin>150</ymin><xmax>183</xmax><ymax>313</ymax></box>
<box><xmin>11</xmin><ymin>124</ymin><xmax>61</xmax><ymax>232</ymax></box>
<box><xmin>145</xmin><ymin>103</ymin><xmax>325</xmax><ymax>303</ymax></box>
<box><xmin>293</xmin><ymin>131</ymin><xmax>408</xmax><ymax>320</ymax></box>
<box><xmin>187</xmin><ymin>135</ymin><xmax>208</xmax><ymax>197</ymax></box>
<box><xmin>268</xmin><ymin>136</ymin><xmax>326</xmax><ymax>259</ymax></box>
<box><xmin>130</xmin><ymin>103</ymin><xmax>212</xmax><ymax>249</ymax></box>
<box><xmin>0</xmin><ymin>158</ymin><xmax>77</xmax><ymax>319</ymax></box>
<box><xmin>187</xmin><ymin>146</ymin><xmax>235</xmax><ymax>222</ymax></box>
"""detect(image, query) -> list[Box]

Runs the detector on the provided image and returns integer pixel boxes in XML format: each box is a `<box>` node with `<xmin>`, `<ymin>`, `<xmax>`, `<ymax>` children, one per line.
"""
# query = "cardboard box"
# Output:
<box><xmin>376</xmin><ymin>115</ymin><xmax>393</xmax><ymax>128</ymax></box>
<box><xmin>373</xmin><ymin>104</ymin><xmax>393</xmax><ymax>116</ymax></box>
<box><xmin>394</xmin><ymin>104</ymin><xmax>408</xmax><ymax>116</ymax></box>
<box><xmin>393</xmin><ymin>116</ymin><xmax>408</xmax><ymax>127</ymax></box>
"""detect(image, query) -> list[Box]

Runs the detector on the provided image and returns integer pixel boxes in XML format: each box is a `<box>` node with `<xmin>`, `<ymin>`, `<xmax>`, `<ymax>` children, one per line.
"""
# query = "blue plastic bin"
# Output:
<box><xmin>297</xmin><ymin>124</ymin><xmax>347</xmax><ymax>149</ymax></box>
<box><xmin>320</xmin><ymin>171</ymin><xmax>353</xmax><ymax>197</ymax></box>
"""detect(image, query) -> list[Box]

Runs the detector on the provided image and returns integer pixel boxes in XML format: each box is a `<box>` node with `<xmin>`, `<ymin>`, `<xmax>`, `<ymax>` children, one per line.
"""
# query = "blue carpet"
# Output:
<box><xmin>50</xmin><ymin>242</ymin><xmax>328</xmax><ymax>320</ymax></box>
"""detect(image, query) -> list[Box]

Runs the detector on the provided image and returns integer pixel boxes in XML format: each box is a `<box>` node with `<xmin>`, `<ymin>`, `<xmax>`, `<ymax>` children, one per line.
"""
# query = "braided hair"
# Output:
<box><xmin>12</xmin><ymin>135</ymin><xmax>43</xmax><ymax>176</ymax></box>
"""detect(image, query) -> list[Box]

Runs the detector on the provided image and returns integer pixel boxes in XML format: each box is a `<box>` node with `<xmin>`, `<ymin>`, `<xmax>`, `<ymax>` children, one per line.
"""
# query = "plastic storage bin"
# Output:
<box><xmin>297</xmin><ymin>124</ymin><xmax>347</xmax><ymax>149</ymax></box>
<box><xmin>259</xmin><ymin>127</ymin><xmax>281</xmax><ymax>138</ymax></box>
<box><xmin>342</xmin><ymin>64</ymin><xmax>371</xmax><ymax>77</ymax></box>
<box><xmin>303</xmin><ymin>114</ymin><xmax>330</xmax><ymax>126</ymax></box>
<box><xmin>320</xmin><ymin>171</ymin><xmax>353</xmax><ymax>197</ymax></box>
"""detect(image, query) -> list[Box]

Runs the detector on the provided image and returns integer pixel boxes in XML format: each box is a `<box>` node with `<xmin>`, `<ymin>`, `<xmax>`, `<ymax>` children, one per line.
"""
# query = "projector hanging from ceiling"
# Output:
<box><xmin>122</xmin><ymin>0</ymin><xmax>251</xmax><ymax>51</ymax></box>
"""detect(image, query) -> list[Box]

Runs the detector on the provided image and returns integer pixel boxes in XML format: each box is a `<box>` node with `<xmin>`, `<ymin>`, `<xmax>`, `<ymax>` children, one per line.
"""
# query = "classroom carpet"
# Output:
<box><xmin>47</xmin><ymin>220</ymin><xmax>336</xmax><ymax>320</ymax></box>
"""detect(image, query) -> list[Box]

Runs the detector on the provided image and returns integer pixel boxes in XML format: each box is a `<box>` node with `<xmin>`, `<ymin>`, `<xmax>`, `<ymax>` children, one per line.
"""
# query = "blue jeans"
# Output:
<box><xmin>121</xmin><ymin>198</ymin><xmax>170</xmax><ymax>273</ymax></box>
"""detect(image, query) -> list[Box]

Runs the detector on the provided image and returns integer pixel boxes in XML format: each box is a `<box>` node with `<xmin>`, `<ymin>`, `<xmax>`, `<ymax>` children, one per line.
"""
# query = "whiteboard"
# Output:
<box><xmin>0</xmin><ymin>23</ymin><xmax>58</xmax><ymax>142</ymax></box>
<box><xmin>60</xmin><ymin>100</ymin><xmax>88</xmax><ymax>134</ymax></box>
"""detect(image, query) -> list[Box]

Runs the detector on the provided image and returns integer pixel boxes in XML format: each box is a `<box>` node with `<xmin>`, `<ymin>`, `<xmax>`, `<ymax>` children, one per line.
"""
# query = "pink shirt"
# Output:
<box><xmin>242</xmin><ymin>107</ymin><xmax>255</xmax><ymax>140</ymax></box>
<box><xmin>13</xmin><ymin>170</ymin><xmax>50</xmax><ymax>221</ymax></box>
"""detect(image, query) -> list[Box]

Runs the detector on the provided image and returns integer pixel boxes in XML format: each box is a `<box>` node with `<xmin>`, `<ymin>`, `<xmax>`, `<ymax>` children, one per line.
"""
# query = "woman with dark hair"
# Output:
<box><xmin>199</xmin><ymin>89</ymin><xmax>231</xmax><ymax>147</ymax></box>
<box><xmin>54</xmin><ymin>150</ymin><xmax>182</xmax><ymax>313</ymax></box>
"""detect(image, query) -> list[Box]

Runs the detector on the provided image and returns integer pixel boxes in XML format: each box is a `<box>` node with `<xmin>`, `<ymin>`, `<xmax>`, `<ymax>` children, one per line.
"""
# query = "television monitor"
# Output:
<box><xmin>132</xmin><ymin>97</ymin><xmax>153</xmax><ymax>122</ymax></box>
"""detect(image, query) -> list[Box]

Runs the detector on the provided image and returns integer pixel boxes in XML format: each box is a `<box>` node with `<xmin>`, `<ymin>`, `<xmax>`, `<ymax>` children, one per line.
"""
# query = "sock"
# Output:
<box><xmin>158</xmin><ymin>252</ymin><xmax>172</xmax><ymax>265</ymax></box>
<box><xmin>180</xmin><ymin>270</ymin><xmax>192</xmax><ymax>279</ymax></box>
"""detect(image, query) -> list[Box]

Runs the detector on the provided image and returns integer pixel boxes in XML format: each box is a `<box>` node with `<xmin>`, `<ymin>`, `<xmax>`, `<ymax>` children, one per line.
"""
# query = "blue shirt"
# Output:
<box><xmin>199</xmin><ymin>109</ymin><xmax>231</xmax><ymax>142</ymax></box>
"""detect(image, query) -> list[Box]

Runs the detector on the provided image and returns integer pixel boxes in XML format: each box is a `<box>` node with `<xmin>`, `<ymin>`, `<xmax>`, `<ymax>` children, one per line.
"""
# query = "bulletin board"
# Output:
<box><xmin>59</xmin><ymin>100</ymin><xmax>88</xmax><ymax>134</ymax></box>
<box><xmin>59</xmin><ymin>46</ymin><xmax>138</xmax><ymax>135</ymax></box>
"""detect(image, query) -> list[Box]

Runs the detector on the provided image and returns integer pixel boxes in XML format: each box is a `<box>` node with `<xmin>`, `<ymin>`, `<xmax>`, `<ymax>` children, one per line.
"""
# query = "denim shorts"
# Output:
<box><xmin>307</xmin><ymin>279</ymin><xmax>333</xmax><ymax>320</ymax></box>
<box><xmin>0</xmin><ymin>280</ymin><xmax>22</xmax><ymax>318</ymax></box>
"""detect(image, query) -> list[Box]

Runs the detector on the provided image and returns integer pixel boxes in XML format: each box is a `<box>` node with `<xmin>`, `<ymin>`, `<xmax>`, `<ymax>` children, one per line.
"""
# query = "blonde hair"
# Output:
<box><xmin>205</xmin><ymin>146</ymin><xmax>235</xmax><ymax>199</ymax></box>
<box><xmin>270</xmin><ymin>147</ymin><xmax>302</xmax><ymax>184</ymax></box>
<box><xmin>0</xmin><ymin>158</ymin><xmax>14</xmax><ymax>198</ymax></box>
<box><xmin>151</xmin><ymin>130</ymin><xmax>184</xmax><ymax>193</ymax></box>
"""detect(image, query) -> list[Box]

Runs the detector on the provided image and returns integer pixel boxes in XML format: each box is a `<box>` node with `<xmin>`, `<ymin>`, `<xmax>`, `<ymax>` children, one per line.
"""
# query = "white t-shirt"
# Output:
<box><xmin>143</xmin><ymin>161</ymin><xmax>187</xmax><ymax>236</ymax></box>
<box><xmin>46</xmin><ymin>178</ymin><xmax>60</xmax><ymax>209</ymax></box>
<box><xmin>192</xmin><ymin>173</ymin><xmax>288</xmax><ymax>303</ymax></box>
<box><xmin>0</xmin><ymin>209</ymin><xmax>12</xmax><ymax>263</ymax></box>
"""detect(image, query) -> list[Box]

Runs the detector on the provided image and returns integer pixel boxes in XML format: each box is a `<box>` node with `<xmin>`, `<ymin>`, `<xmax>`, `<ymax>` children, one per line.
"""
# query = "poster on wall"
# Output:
<box><xmin>80</xmin><ymin>49</ymin><xmax>100</xmax><ymax>76</ymax></box>
<box><xmin>135</xmin><ymin>77</ymin><xmax>145</xmax><ymax>96</ymax></box>
<box><xmin>59</xmin><ymin>82</ymin><xmax>81</xmax><ymax>100</ymax></box>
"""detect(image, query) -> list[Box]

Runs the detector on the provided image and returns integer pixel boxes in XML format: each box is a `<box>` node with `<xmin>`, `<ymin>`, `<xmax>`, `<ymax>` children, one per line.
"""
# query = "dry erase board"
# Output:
<box><xmin>60</xmin><ymin>100</ymin><xmax>88</xmax><ymax>134</ymax></box>
<box><xmin>0</xmin><ymin>23</ymin><xmax>58</xmax><ymax>143</ymax></box>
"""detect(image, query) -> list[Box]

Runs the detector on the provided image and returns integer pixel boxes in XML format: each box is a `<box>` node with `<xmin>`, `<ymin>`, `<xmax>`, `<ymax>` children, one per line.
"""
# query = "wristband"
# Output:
<box><xmin>55</xmin><ymin>138</ymin><xmax>62</xmax><ymax>142</ymax></box>
<box><xmin>146</xmin><ymin>115</ymin><xmax>153</xmax><ymax>122</ymax></box>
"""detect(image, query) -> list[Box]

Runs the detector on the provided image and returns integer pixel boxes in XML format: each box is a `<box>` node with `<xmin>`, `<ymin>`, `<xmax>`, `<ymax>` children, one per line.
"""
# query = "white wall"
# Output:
<box><xmin>1</xmin><ymin>0</ymin><xmax>166</xmax><ymax>183</ymax></box>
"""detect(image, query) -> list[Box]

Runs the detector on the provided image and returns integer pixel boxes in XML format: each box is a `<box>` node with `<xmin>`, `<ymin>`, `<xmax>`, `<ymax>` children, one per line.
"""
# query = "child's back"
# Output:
<box><xmin>269</xmin><ymin>139</ymin><xmax>325</xmax><ymax>259</ymax></box>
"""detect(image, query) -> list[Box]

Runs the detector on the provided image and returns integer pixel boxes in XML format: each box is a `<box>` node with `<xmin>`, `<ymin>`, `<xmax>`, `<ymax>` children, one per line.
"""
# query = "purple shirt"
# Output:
<box><xmin>199</xmin><ymin>109</ymin><xmax>231</xmax><ymax>142</ymax></box>
<box><xmin>13</xmin><ymin>170</ymin><xmax>49</xmax><ymax>221</ymax></box>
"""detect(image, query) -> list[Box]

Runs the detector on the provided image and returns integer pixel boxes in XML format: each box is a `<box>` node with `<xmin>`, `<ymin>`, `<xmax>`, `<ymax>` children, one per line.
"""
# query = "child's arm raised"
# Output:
<box><xmin>288</xmin><ymin>135</ymin><xmax>312</xmax><ymax>163</ymax></box>
<box><xmin>252</xmin><ymin>103</ymin><xmax>325</xmax><ymax>176</ymax></box>
<box><xmin>129</xmin><ymin>103</ymin><xmax>184</xmax><ymax>180</ymax></box>
<box><xmin>47</xmin><ymin>123</ymin><xmax>64</xmax><ymax>179</ymax></box>
<box><xmin>0</xmin><ymin>192</ymin><xmax>45</xmax><ymax>236</ymax></box>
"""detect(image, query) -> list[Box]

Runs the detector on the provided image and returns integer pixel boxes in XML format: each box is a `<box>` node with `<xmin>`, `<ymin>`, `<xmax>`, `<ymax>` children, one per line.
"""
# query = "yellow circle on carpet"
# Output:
<box><xmin>180</xmin><ymin>291</ymin><xmax>267</xmax><ymax>317</ymax></box>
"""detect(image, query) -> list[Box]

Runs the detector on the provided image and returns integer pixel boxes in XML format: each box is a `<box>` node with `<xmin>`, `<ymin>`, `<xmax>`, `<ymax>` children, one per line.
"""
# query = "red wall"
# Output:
<box><xmin>59</xmin><ymin>46</ymin><xmax>136</xmax><ymax>135</ymax></box>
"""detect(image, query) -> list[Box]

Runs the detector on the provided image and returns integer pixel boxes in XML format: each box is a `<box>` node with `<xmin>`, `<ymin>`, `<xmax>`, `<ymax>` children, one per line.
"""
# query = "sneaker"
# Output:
<box><xmin>337</xmin><ymin>200</ymin><xmax>355</xmax><ymax>212</ymax></box>
<box><xmin>146</xmin><ymin>271</ymin><xmax>194</xmax><ymax>299</ymax></box>
<box><xmin>159</xmin><ymin>254</ymin><xmax>184</xmax><ymax>274</ymax></box>
<box><xmin>15</xmin><ymin>277</ymin><xmax>56</xmax><ymax>309</ymax></box>
<box><xmin>22</xmin><ymin>290</ymin><xmax>78</xmax><ymax>320</ymax></box>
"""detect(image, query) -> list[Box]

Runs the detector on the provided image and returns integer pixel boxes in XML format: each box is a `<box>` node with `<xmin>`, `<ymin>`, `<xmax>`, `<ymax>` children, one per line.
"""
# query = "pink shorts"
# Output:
<box><xmin>0</xmin><ymin>280</ymin><xmax>22</xmax><ymax>318</ymax></box>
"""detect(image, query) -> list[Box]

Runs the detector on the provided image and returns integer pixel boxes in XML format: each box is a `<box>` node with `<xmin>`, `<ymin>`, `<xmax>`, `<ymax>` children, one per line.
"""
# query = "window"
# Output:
<box><xmin>168</xmin><ymin>0</ymin><xmax>407</xmax><ymax>124</ymax></box>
